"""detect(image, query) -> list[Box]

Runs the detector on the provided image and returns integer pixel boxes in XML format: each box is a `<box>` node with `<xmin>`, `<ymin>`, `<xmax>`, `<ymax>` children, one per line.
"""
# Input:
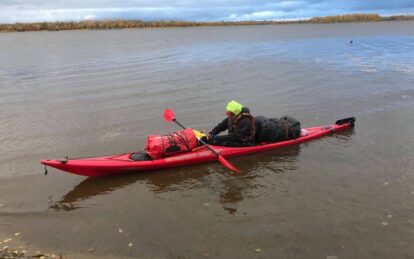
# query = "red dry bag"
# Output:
<box><xmin>144</xmin><ymin>128</ymin><xmax>198</xmax><ymax>159</ymax></box>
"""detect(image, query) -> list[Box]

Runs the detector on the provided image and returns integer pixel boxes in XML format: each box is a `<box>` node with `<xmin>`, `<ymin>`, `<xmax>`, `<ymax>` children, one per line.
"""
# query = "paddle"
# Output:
<box><xmin>163</xmin><ymin>108</ymin><xmax>240</xmax><ymax>174</ymax></box>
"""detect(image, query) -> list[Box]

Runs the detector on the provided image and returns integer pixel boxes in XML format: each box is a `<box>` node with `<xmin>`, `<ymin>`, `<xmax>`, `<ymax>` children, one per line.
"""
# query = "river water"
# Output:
<box><xmin>0</xmin><ymin>22</ymin><xmax>413</xmax><ymax>258</ymax></box>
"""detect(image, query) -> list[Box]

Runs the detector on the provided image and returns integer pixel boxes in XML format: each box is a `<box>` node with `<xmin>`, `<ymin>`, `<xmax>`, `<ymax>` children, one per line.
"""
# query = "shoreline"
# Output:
<box><xmin>1</xmin><ymin>14</ymin><xmax>413</xmax><ymax>33</ymax></box>
<box><xmin>0</xmin><ymin>230</ymin><xmax>63</xmax><ymax>258</ymax></box>
<box><xmin>0</xmin><ymin>229</ymin><xmax>126</xmax><ymax>259</ymax></box>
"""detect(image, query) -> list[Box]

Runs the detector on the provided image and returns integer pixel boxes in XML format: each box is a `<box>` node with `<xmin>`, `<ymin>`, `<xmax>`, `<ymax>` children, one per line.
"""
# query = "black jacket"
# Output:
<box><xmin>209</xmin><ymin>107</ymin><xmax>255</xmax><ymax>143</ymax></box>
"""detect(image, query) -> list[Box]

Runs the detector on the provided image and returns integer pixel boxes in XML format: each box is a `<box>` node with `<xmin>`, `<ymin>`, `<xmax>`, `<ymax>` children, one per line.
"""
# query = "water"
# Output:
<box><xmin>0</xmin><ymin>22</ymin><xmax>413</xmax><ymax>258</ymax></box>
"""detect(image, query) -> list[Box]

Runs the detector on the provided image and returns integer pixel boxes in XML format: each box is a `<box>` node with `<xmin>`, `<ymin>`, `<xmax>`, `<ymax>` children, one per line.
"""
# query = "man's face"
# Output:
<box><xmin>226</xmin><ymin>111</ymin><xmax>235</xmax><ymax>118</ymax></box>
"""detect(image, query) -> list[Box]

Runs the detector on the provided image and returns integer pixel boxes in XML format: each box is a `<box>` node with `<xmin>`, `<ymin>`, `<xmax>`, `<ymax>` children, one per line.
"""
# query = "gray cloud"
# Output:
<box><xmin>0</xmin><ymin>0</ymin><xmax>413</xmax><ymax>23</ymax></box>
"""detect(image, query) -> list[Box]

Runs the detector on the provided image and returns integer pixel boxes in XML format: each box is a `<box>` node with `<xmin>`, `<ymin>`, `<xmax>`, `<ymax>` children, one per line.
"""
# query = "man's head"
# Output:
<box><xmin>226</xmin><ymin>100</ymin><xmax>243</xmax><ymax>117</ymax></box>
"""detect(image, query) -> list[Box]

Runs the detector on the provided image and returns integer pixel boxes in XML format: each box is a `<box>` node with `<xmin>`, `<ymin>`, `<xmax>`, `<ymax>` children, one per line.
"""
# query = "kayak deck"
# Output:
<box><xmin>41</xmin><ymin>118</ymin><xmax>354</xmax><ymax>177</ymax></box>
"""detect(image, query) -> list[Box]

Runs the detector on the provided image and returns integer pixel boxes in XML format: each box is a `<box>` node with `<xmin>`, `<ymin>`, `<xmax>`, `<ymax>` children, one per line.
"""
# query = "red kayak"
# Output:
<box><xmin>41</xmin><ymin>117</ymin><xmax>355</xmax><ymax>177</ymax></box>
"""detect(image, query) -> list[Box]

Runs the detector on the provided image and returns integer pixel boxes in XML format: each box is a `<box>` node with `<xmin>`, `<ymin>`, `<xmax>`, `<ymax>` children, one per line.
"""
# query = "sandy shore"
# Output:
<box><xmin>0</xmin><ymin>231</ymin><xmax>61</xmax><ymax>258</ymax></box>
<box><xmin>0</xmin><ymin>227</ymin><xmax>125</xmax><ymax>259</ymax></box>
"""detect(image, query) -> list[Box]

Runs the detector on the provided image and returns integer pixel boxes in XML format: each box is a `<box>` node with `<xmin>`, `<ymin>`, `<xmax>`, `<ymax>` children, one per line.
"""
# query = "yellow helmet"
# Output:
<box><xmin>226</xmin><ymin>100</ymin><xmax>243</xmax><ymax>116</ymax></box>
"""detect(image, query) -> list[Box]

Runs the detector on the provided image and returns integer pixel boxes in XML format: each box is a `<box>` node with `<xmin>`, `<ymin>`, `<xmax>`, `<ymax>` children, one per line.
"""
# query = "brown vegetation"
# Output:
<box><xmin>0</xmin><ymin>14</ymin><xmax>413</xmax><ymax>32</ymax></box>
<box><xmin>308</xmin><ymin>13</ymin><xmax>382</xmax><ymax>23</ymax></box>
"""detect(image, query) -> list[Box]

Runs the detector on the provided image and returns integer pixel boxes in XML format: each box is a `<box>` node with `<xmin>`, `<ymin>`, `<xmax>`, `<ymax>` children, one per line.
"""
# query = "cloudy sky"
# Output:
<box><xmin>1</xmin><ymin>0</ymin><xmax>413</xmax><ymax>23</ymax></box>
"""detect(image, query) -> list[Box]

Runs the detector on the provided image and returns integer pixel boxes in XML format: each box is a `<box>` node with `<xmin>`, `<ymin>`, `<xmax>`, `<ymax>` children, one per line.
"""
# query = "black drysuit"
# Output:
<box><xmin>207</xmin><ymin>107</ymin><xmax>256</xmax><ymax>147</ymax></box>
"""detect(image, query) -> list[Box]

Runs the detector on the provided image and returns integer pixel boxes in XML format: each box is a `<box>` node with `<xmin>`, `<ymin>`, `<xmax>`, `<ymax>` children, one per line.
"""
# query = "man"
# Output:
<box><xmin>207</xmin><ymin>100</ymin><xmax>256</xmax><ymax>147</ymax></box>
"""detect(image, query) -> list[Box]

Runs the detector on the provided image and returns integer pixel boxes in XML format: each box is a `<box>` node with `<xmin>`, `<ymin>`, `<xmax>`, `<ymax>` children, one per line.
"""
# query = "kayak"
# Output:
<box><xmin>41</xmin><ymin>117</ymin><xmax>355</xmax><ymax>177</ymax></box>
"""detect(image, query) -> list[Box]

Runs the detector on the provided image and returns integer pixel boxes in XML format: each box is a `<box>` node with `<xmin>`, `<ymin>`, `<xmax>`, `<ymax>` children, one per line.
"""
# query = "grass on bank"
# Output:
<box><xmin>1</xmin><ymin>14</ymin><xmax>413</xmax><ymax>32</ymax></box>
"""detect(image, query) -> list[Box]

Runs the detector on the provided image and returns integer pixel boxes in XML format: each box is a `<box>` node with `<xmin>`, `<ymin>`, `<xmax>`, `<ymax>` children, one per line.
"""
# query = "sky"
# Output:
<box><xmin>1</xmin><ymin>0</ymin><xmax>413</xmax><ymax>23</ymax></box>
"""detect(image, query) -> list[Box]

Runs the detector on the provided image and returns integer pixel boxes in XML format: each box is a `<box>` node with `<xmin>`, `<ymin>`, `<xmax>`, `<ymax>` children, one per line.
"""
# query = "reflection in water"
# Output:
<box><xmin>49</xmin><ymin>130</ymin><xmax>354</xmax><ymax>214</ymax></box>
<box><xmin>332</xmin><ymin>128</ymin><xmax>355</xmax><ymax>142</ymax></box>
<box><xmin>218</xmin><ymin>146</ymin><xmax>301</xmax><ymax>214</ymax></box>
<box><xmin>48</xmin><ymin>165</ymin><xmax>210</xmax><ymax>211</ymax></box>
<box><xmin>49</xmin><ymin>173</ymin><xmax>151</xmax><ymax>211</ymax></box>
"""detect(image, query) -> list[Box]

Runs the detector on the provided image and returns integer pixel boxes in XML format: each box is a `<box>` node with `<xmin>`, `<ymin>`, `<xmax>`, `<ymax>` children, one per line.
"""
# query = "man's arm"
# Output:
<box><xmin>209</xmin><ymin>117</ymin><xmax>229</xmax><ymax>136</ymax></box>
<box><xmin>215</xmin><ymin>117</ymin><xmax>251</xmax><ymax>141</ymax></box>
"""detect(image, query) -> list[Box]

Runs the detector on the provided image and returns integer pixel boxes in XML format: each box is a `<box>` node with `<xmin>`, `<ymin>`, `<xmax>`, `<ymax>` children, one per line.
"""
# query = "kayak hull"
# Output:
<box><xmin>41</xmin><ymin>120</ymin><xmax>354</xmax><ymax>177</ymax></box>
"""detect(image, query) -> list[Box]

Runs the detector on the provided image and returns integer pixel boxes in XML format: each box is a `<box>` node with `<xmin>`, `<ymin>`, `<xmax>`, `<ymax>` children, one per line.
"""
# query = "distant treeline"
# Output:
<box><xmin>1</xmin><ymin>14</ymin><xmax>413</xmax><ymax>32</ymax></box>
<box><xmin>308</xmin><ymin>13</ymin><xmax>413</xmax><ymax>23</ymax></box>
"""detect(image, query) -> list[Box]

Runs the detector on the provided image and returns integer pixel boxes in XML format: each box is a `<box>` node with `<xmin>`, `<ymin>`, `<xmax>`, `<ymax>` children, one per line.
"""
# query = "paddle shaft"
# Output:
<box><xmin>172</xmin><ymin>119</ymin><xmax>220</xmax><ymax>156</ymax></box>
<box><xmin>165</xmin><ymin>110</ymin><xmax>239</xmax><ymax>173</ymax></box>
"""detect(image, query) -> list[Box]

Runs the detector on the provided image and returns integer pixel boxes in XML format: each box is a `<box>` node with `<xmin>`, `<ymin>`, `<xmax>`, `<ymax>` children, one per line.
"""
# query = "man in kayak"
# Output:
<box><xmin>207</xmin><ymin>100</ymin><xmax>256</xmax><ymax>147</ymax></box>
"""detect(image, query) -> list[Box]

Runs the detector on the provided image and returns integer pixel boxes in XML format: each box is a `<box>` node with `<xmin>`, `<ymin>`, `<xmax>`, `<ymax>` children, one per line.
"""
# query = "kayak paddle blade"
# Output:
<box><xmin>163</xmin><ymin>108</ymin><xmax>175</xmax><ymax>122</ymax></box>
<box><xmin>218</xmin><ymin>155</ymin><xmax>240</xmax><ymax>174</ymax></box>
